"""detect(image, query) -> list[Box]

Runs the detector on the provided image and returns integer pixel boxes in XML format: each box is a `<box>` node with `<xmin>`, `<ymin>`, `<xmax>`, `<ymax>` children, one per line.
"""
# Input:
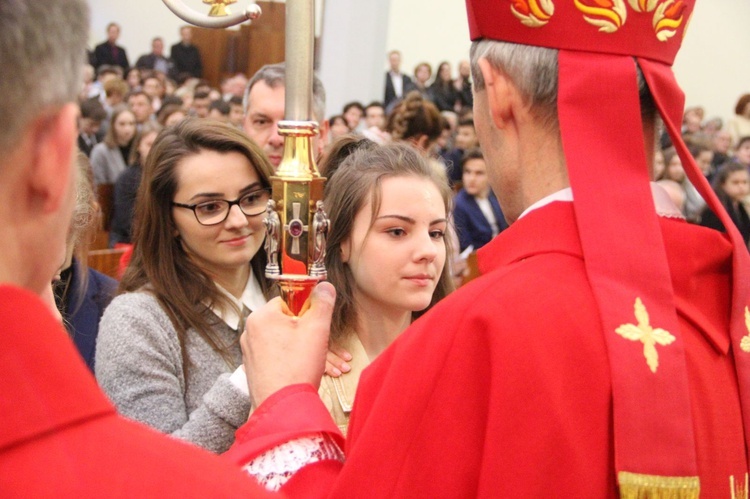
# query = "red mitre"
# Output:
<box><xmin>465</xmin><ymin>1</ymin><xmax>750</xmax><ymax>497</ymax></box>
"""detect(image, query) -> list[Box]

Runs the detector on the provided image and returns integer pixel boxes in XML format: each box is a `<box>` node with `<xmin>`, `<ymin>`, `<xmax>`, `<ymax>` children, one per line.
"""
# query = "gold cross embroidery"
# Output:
<box><xmin>615</xmin><ymin>298</ymin><xmax>675</xmax><ymax>373</ymax></box>
<box><xmin>740</xmin><ymin>307</ymin><xmax>750</xmax><ymax>353</ymax></box>
<box><xmin>203</xmin><ymin>0</ymin><xmax>236</xmax><ymax>17</ymax></box>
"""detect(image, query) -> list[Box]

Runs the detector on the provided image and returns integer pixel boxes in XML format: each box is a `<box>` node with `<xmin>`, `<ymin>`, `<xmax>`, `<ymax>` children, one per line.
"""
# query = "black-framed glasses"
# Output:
<box><xmin>172</xmin><ymin>188</ymin><xmax>271</xmax><ymax>226</ymax></box>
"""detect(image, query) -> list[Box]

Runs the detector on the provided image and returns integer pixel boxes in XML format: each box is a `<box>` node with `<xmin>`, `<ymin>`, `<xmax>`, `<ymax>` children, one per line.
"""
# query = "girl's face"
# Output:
<box><xmin>330</xmin><ymin>117</ymin><xmax>349</xmax><ymax>139</ymax></box>
<box><xmin>439</xmin><ymin>64</ymin><xmax>451</xmax><ymax>82</ymax></box>
<box><xmin>114</xmin><ymin>111</ymin><xmax>136</xmax><ymax>146</ymax></box>
<box><xmin>723</xmin><ymin>170</ymin><xmax>750</xmax><ymax>203</ymax></box>
<box><xmin>736</xmin><ymin>141</ymin><xmax>750</xmax><ymax>166</ymax></box>
<box><xmin>341</xmin><ymin>175</ymin><xmax>447</xmax><ymax>318</ymax></box>
<box><xmin>137</xmin><ymin>131</ymin><xmax>159</xmax><ymax>165</ymax></box>
<box><xmin>127</xmin><ymin>69</ymin><xmax>141</xmax><ymax>89</ymax></box>
<box><xmin>416</xmin><ymin>65</ymin><xmax>431</xmax><ymax>84</ymax></box>
<box><xmin>695</xmin><ymin>150</ymin><xmax>714</xmax><ymax>175</ymax></box>
<box><xmin>653</xmin><ymin>151</ymin><xmax>666</xmax><ymax>180</ymax></box>
<box><xmin>171</xmin><ymin>149</ymin><xmax>267</xmax><ymax>280</ymax></box>
<box><xmin>665</xmin><ymin>154</ymin><xmax>685</xmax><ymax>183</ymax></box>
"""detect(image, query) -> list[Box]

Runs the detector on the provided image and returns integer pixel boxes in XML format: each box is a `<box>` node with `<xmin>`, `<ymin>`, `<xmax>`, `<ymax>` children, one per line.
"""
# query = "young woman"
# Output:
<box><xmin>413</xmin><ymin>62</ymin><xmax>433</xmax><ymax>96</ymax></box>
<box><xmin>663</xmin><ymin>147</ymin><xmax>705</xmax><ymax>222</ymax></box>
<box><xmin>96</xmin><ymin>119</ymin><xmax>274</xmax><ymax>453</ymax></box>
<box><xmin>53</xmin><ymin>152</ymin><xmax>117</xmax><ymax>372</ymax></box>
<box><xmin>109</xmin><ymin>121</ymin><xmax>163</xmax><ymax>247</ymax></box>
<box><xmin>700</xmin><ymin>161</ymin><xmax>750</xmax><ymax>244</ymax></box>
<box><xmin>317</xmin><ymin>138</ymin><xmax>455</xmax><ymax>434</ymax></box>
<box><xmin>428</xmin><ymin>61</ymin><xmax>458</xmax><ymax>112</ymax></box>
<box><xmin>90</xmin><ymin>104</ymin><xmax>136</xmax><ymax>186</ymax></box>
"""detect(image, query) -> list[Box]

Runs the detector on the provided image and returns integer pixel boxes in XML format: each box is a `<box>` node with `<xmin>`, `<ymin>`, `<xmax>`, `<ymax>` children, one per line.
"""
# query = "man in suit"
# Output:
<box><xmin>0</xmin><ymin>1</ymin><xmax>274</xmax><ymax>495</ymax></box>
<box><xmin>453</xmin><ymin>148</ymin><xmax>507</xmax><ymax>251</ymax></box>
<box><xmin>135</xmin><ymin>37</ymin><xmax>171</xmax><ymax>75</ymax></box>
<box><xmin>384</xmin><ymin>50</ymin><xmax>414</xmax><ymax>110</ymax></box>
<box><xmin>170</xmin><ymin>26</ymin><xmax>203</xmax><ymax>78</ymax></box>
<box><xmin>93</xmin><ymin>22</ymin><xmax>129</xmax><ymax>74</ymax></box>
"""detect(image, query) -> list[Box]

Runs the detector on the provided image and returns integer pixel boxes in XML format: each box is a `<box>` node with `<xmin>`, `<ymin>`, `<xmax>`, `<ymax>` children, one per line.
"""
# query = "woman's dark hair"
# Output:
<box><xmin>735</xmin><ymin>94</ymin><xmax>750</xmax><ymax>116</ymax></box>
<box><xmin>322</xmin><ymin>140</ymin><xmax>455</xmax><ymax>343</ymax></box>
<box><xmin>319</xmin><ymin>134</ymin><xmax>377</xmax><ymax>178</ymax></box>
<box><xmin>435</xmin><ymin>61</ymin><xmax>453</xmax><ymax>87</ymax></box>
<box><xmin>120</xmin><ymin>118</ymin><xmax>274</xmax><ymax>369</ymax></box>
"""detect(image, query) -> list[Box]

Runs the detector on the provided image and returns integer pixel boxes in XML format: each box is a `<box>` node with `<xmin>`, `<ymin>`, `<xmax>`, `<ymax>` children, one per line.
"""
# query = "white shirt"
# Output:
<box><xmin>389</xmin><ymin>71</ymin><xmax>404</xmax><ymax>99</ymax></box>
<box><xmin>210</xmin><ymin>267</ymin><xmax>267</xmax><ymax>330</ymax></box>
<box><xmin>518</xmin><ymin>183</ymin><xmax>684</xmax><ymax>221</ymax></box>
<box><xmin>476</xmin><ymin>196</ymin><xmax>500</xmax><ymax>237</ymax></box>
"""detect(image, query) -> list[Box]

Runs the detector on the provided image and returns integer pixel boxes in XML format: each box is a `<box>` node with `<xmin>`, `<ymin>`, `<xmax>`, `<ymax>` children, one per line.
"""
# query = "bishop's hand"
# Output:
<box><xmin>241</xmin><ymin>282</ymin><xmax>336</xmax><ymax>409</ymax></box>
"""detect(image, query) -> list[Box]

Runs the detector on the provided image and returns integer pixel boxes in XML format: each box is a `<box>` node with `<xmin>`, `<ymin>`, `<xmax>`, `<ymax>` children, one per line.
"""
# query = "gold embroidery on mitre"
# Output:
<box><xmin>740</xmin><ymin>307</ymin><xmax>750</xmax><ymax>353</ymax></box>
<box><xmin>730</xmin><ymin>473</ymin><xmax>749</xmax><ymax>499</ymax></box>
<box><xmin>510</xmin><ymin>0</ymin><xmax>555</xmax><ymax>28</ymax></box>
<box><xmin>615</xmin><ymin>298</ymin><xmax>676</xmax><ymax>373</ymax></box>
<box><xmin>574</xmin><ymin>0</ymin><xmax>627</xmax><ymax>33</ymax></box>
<box><xmin>203</xmin><ymin>0</ymin><xmax>236</xmax><ymax>17</ymax></box>
<box><xmin>618</xmin><ymin>472</ymin><xmax>699</xmax><ymax>499</ymax></box>
<box><xmin>653</xmin><ymin>0</ymin><xmax>686</xmax><ymax>41</ymax></box>
<box><xmin>627</xmin><ymin>0</ymin><xmax>658</xmax><ymax>12</ymax></box>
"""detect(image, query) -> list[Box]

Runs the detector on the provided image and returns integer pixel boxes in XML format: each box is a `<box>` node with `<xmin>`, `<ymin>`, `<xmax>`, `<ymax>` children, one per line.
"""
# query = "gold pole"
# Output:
<box><xmin>264</xmin><ymin>0</ymin><xmax>328</xmax><ymax>316</ymax></box>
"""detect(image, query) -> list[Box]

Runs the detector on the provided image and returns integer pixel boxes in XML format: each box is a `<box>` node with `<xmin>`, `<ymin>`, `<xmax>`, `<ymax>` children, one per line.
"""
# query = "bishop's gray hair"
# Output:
<box><xmin>0</xmin><ymin>0</ymin><xmax>89</xmax><ymax>154</ymax></box>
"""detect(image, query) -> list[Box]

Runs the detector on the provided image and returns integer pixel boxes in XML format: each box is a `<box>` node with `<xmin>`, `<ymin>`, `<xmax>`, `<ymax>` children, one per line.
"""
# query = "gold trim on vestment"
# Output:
<box><xmin>618</xmin><ymin>471</ymin><xmax>699</xmax><ymax>498</ymax></box>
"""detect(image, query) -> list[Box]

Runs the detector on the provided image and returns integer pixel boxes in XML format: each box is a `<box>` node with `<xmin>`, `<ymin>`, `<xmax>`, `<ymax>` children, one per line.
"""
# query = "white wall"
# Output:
<box><xmin>88</xmin><ymin>0</ymin><xmax>748</xmax><ymax>123</ymax></box>
<box><xmin>385</xmin><ymin>0</ymin><xmax>470</xmax><ymax>87</ymax></box>
<box><xmin>672</xmin><ymin>0</ymin><xmax>750</xmax><ymax>123</ymax></box>
<box><xmin>318</xmin><ymin>0</ymin><xmax>391</xmax><ymax>117</ymax></box>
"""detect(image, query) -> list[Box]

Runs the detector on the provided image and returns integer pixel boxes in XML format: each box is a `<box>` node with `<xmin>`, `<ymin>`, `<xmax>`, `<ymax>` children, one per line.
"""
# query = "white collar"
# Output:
<box><xmin>517</xmin><ymin>183</ymin><xmax>685</xmax><ymax>221</ymax></box>
<box><xmin>210</xmin><ymin>268</ymin><xmax>267</xmax><ymax>329</ymax></box>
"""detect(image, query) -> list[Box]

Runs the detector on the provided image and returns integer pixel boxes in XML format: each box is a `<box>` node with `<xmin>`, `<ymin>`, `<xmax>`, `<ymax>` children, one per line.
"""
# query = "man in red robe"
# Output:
<box><xmin>229</xmin><ymin>1</ymin><xmax>750</xmax><ymax>497</ymax></box>
<box><xmin>0</xmin><ymin>1</ymin><xmax>274</xmax><ymax>496</ymax></box>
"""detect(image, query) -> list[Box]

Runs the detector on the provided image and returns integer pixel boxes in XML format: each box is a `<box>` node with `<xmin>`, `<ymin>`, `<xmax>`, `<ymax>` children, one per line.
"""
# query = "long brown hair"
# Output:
<box><xmin>322</xmin><ymin>140</ymin><xmax>455</xmax><ymax>343</ymax></box>
<box><xmin>120</xmin><ymin>118</ymin><xmax>274</xmax><ymax>368</ymax></box>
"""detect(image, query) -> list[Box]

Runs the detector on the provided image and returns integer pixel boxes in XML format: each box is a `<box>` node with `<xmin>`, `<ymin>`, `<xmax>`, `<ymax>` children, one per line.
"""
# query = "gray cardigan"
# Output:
<box><xmin>95</xmin><ymin>291</ymin><xmax>251</xmax><ymax>453</ymax></box>
<box><xmin>90</xmin><ymin>142</ymin><xmax>127</xmax><ymax>185</ymax></box>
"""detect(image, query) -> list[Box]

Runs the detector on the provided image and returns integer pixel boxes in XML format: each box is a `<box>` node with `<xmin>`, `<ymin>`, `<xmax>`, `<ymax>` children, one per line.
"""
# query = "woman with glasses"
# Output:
<box><xmin>95</xmin><ymin>119</ymin><xmax>274</xmax><ymax>453</ymax></box>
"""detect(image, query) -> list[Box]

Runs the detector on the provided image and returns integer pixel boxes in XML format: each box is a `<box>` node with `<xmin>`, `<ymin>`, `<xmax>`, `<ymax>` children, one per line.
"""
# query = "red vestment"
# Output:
<box><xmin>0</xmin><ymin>285</ymin><xmax>274</xmax><ymax>498</ymax></box>
<box><xmin>230</xmin><ymin>202</ymin><xmax>747</xmax><ymax>497</ymax></box>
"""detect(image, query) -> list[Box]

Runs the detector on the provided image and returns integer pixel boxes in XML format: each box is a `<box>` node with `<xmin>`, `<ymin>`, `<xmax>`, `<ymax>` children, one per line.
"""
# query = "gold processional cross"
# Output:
<box><xmin>203</xmin><ymin>0</ymin><xmax>237</xmax><ymax>17</ymax></box>
<box><xmin>615</xmin><ymin>298</ymin><xmax>676</xmax><ymax>373</ymax></box>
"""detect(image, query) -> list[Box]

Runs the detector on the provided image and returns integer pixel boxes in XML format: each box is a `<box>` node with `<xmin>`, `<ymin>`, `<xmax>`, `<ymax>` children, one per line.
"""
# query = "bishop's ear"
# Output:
<box><xmin>27</xmin><ymin>103</ymin><xmax>79</xmax><ymax>214</ymax></box>
<box><xmin>477</xmin><ymin>58</ymin><xmax>515</xmax><ymax>131</ymax></box>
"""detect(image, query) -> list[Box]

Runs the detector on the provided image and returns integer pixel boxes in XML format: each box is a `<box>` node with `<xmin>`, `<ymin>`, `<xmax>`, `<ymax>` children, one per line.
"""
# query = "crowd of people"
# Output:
<box><xmin>3</xmin><ymin>0</ymin><xmax>750</xmax><ymax>496</ymax></box>
<box><xmin>43</xmin><ymin>11</ymin><xmax>750</xmax><ymax>452</ymax></box>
